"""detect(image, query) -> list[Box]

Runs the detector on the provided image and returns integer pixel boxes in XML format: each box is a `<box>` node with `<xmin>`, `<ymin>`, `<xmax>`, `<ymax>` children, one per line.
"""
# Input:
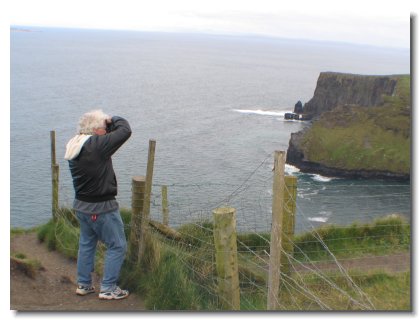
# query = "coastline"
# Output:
<box><xmin>286</xmin><ymin>128</ymin><xmax>410</xmax><ymax>181</ymax></box>
<box><xmin>285</xmin><ymin>72</ymin><xmax>410</xmax><ymax>181</ymax></box>
<box><xmin>286</xmin><ymin>158</ymin><xmax>410</xmax><ymax>181</ymax></box>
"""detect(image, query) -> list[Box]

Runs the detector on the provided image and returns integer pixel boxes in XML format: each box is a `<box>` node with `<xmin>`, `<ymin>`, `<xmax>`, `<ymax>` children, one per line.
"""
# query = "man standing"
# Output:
<box><xmin>64</xmin><ymin>109</ymin><xmax>131</xmax><ymax>300</ymax></box>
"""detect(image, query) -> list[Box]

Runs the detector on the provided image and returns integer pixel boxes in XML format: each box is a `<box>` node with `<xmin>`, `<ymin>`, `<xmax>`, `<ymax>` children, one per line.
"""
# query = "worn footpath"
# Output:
<box><xmin>10</xmin><ymin>233</ymin><xmax>145</xmax><ymax>311</ymax></box>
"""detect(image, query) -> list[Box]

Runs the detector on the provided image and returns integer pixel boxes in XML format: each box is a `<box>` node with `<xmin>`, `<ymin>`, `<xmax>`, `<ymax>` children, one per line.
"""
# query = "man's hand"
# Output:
<box><xmin>105</xmin><ymin>117</ymin><xmax>113</xmax><ymax>133</ymax></box>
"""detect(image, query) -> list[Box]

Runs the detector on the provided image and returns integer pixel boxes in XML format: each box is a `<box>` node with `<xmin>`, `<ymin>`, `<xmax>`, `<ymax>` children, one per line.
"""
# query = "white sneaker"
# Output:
<box><xmin>98</xmin><ymin>286</ymin><xmax>129</xmax><ymax>300</ymax></box>
<box><xmin>76</xmin><ymin>285</ymin><xmax>95</xmax><ymax>296</ymax></box>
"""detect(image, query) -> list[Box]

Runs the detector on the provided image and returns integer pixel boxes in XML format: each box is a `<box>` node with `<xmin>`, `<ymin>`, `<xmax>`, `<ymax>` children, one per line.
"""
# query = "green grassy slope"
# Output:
<box><xmin>300</xmin><ymin>75</ymin><xmax>410</xmax><ymax>174</ymax></box>
<box><xmin>32</xmin><ymin>210</ymin><xmax>410</xmax><ymax>310</ymax></box>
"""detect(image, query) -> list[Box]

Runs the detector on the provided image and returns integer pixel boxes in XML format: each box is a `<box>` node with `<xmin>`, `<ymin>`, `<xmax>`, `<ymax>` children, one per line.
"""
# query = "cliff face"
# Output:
<box><xmin>287</xmin><ymin>73</ymin><xmax>410</xmax><ymax>180</ymax></box>
<box><xmin>303</xmin><ymin>72</ymin><xmax>398</xmax><ymax>119</ymax></box>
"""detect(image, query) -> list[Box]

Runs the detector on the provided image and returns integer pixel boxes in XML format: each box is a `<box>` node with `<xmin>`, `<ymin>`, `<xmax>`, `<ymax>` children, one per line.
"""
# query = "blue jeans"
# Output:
<box><xmin>76</xmin><ymin>210</ymin><xmax>127</xmax><ymax>292</ymax></box>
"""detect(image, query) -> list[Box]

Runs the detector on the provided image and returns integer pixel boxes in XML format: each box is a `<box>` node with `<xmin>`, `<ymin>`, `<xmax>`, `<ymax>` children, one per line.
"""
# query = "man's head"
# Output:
<box><xmin>78</xmin><ymin>109</ymin><xmax>110</xmax><ymax>135</ymax></box>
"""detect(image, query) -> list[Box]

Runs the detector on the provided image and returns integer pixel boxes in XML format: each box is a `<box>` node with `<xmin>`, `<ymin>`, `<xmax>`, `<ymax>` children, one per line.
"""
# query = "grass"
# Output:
<box><xmin>300</xmin><ymin>75</ymin><xmax>410</xmax><ymax>175</ymax></box>
<box><xmin>137</xmin><ymin>250</ymin><xmax>210</xmax><ymax>310</ymax></box>
<box><xmin>30</xmin><ymin>208</ymin><xmax>410</xmax><ymax>311</ymax></box>
<box><xmin>293</xmin><ymin>214</ymin><xmax>410</xmax><ymax>261</ymax></box>
<box><xmin>11</xmin><ymin>227</ymin><xmax>45</xmax><ymax>279</ymax></box>
<box><xmin>37</xmin><ymin>216</ymin><xmax>79</xmax><ymax>257</ymax></box>
<box><xmin>275</xmin><ymin>270</ymin><xmax>410</xmax><ymax>311</ymax></box>
<box><xmin>11</xmin><ymin>253</ymin><xmax>44</xmax><ymax>279</ymax></box>
<box><xmin>11</xmin><ymin>226</ymin><xmax>39</xmax><ymax>238</ymax></box>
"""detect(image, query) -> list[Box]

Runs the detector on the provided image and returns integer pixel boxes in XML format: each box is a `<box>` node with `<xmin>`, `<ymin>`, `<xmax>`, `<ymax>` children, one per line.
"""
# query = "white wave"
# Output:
<box><xmin>298</xmin><ymin>188</ymin><xmax>319</xmax><ymax>199</ymax></box>
<box><xmin>298</xmin><ymin>195</ymin><xmax>310</xmax><ymax>200</ymax></box>
<box><xmin>308</xmin><ymin>217</ymin><xmax>329</xmax><ymax>223</ymax></box>
<box><xmin>311</xmin><ymin>174</ymin><xmax>334</xmax><ymax>182</ymax></box>
<box><xmin>299</xmin><ymin>187</ymin><xmax>311</xmax><ymax>191</ymax></box>
<box><xmin>318</xmin><ymin>211</ymin><xmax>332</xmax><ymax>216</ymax></box>
<box><xmin>285</xmin><ymin>164</ymin><xmax>300</xmax><ymax>174</ymax></box>
<box><xmin>233</xmin><ymin>109</ymin><xmax>286</xmax><ymax>117</ymax></box>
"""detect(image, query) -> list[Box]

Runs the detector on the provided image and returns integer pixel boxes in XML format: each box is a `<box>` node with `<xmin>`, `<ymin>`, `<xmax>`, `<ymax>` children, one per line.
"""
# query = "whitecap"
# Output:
<box><xmin>232</xmin><ymin>109</ymin><xmax>286</xmax><ymax>117</ymax></box>
<box><xmin>298</xmin><ymin>189</ymin><xmax>319</xmax><ymax>199</ymax></box>
<box><xmin>318</xmin><ymin>211</ymin><xmax>332</xmax><ymax>216</ymax></box>
<box><xmin>308</xmin><ymin>217</ymin><xmax>328</xmax><ymax>223</ymax></box>
<box><xmin>285</xmin><ymin>164</ymin><xmax>300</xmax><ymax>174</ymax></box>
<box><xmin>311</xmin><ymin>174</ymin><xmax>333</xmax><ymax>182</ymax></box>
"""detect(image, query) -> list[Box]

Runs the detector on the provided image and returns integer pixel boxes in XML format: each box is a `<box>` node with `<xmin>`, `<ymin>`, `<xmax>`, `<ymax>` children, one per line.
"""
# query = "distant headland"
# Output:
<box><xmin>286</xmin><ymin>72</ymin><xmax>410</xmax><ymax>180</ymax></box>
<box><xmin>11</xmin><ymin>27</ymin><xmax>34</xmax><ymax>32</ymax></box>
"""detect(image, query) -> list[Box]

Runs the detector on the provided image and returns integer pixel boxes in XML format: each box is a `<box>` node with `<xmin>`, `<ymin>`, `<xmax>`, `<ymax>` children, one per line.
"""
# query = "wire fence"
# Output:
<box><xmin>52</xmin><ymin>146</ymin><xmax>410</xmax><ymax>310</ymax></box>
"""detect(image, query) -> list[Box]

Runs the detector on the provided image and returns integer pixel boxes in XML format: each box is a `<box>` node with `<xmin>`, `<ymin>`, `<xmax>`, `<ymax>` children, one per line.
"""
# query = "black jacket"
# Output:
<box><xmin>68</xmin><ymin>116</ymin><xmax>132</xmax><ymax>202</ymax></box>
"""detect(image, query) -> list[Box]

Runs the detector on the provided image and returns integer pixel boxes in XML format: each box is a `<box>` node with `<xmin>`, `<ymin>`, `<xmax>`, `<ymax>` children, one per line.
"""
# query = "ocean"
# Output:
<box><xmin>10</xmin><ymin>27</ymin><xmax>411</xmax><ymax>232</ymax></box>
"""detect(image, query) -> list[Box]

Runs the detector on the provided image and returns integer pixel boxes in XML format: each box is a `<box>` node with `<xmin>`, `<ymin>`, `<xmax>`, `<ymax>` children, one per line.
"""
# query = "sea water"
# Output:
<box><xmin>11</xmin><ymin>27</ymin><xmax>410</xmax><ymax>232</ymax></box>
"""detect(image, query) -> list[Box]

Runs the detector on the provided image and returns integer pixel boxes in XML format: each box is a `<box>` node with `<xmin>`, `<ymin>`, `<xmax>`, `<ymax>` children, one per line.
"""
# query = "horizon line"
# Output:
<box><xmin>10</xmin><ymin>24</ymin><xmax>411</xmax><ymax>51</ymax></box>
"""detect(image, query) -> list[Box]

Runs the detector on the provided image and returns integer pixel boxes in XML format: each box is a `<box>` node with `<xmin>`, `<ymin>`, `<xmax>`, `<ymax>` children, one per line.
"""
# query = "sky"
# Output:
<box><xmin>5</xmin><ymin>0</ymin><xmax>417</xmax><ymax>48</ymax></box>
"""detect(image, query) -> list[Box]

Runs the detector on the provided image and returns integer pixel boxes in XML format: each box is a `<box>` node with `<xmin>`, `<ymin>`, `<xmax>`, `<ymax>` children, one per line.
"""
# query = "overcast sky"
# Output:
<box><xmin>7</xmin><ymin>0</ymin><xmax>416</xmax><ymax>48</ymax></box>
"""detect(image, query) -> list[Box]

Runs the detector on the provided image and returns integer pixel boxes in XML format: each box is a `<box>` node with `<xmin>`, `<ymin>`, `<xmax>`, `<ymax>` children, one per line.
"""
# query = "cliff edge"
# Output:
<box><xmin>286</xmin><ymin>72</ymin><xmax>410</xmax><ymax>180</ymax></box>
<box><xmin>303</xmin><ymin>72</ymin><xmax>399</xmax><ymax>119</ymax></box>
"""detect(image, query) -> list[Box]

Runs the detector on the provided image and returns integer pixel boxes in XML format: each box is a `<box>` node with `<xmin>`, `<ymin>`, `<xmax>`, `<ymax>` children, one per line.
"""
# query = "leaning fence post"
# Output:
<box><xmin>138</xmin><ymin>139</ymin><xmax>156</xmax><ymax>261</ymax></box>
<box><xmin>213</xmin><ymin>207</ymin><xmax>240</xmax><ymax>310</ymax></box>
<box><xmin>130</xmin><ymin>176</ymin><xmax>145</xmax><ymax>263</ymax></box>
<box><xmin>280</xmin><ymin>175</ymin><xmax>298</xmax><ymax>275</ymax></box>
<box><xmin>161</xmin><ymin>185</ymin><xmax>169</xmax><ymax>226</ymax></box>
<box><xmin>267</xmin><ymin>150</ymin><xmax>286</xmax><ymax>310</ymax></box>
<box><xmin>50</xmin><ymin>130</ymin><xmax>59</xmax><ymax>220</ymax></box>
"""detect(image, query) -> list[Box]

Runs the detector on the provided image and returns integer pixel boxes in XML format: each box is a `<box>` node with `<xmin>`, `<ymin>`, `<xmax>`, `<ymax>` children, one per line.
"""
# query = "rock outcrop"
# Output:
<box><xmin>294</xmin><ymin>100</ymin><xmax>303</xmax><ymax>114</ymax></box>
<box><xmin>286</xmin><ymin>72</ymin><xmax>410</xmax><ymax>181</ymax></box>
<box><xmin>302</xmin><ymin>72</ymin><xmax>398</xmax><ymax>119</ymax></box>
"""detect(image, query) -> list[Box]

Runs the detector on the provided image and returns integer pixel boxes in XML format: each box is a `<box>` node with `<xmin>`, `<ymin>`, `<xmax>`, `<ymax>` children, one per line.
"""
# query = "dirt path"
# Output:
<box><xmin>10</xmin><ymin>233</ymin><xmax>145</xmax><ymax>311</ymax></box>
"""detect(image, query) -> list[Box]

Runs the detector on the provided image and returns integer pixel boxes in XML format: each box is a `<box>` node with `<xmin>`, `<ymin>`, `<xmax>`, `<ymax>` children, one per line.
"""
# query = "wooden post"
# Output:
<box><xmin>149</xmin><ymin>220</ymin><xmax>182</xmax><ymax>240</ymax></box>
<box><xmin>280</xmin><ymin>175</ymin><xmax>297</xmax><ymax>275</ymax></box>
<box><xmin>50</xmin><ymin>130</ymin><xmax>59</xmax><ymax>220</ymax></box>
<box><xmin>139</xmin><ymin>139</ymin><xmax>156</xmax><ymax>260</ymax></box>
<box><xmin>52</xmin><ymin>164</ymin><xmax>59</xmax><ymax>220</ymax></box>
<box><xmin>50</xmin><ymin>130</ymin><xmax>56</xmax><ymax>166</ymax></box>
<box><xmin>129</xmin><ymin>176</ymin><xmax>145</xmax><ymax>263</ymax></box>
<box><xmin>213</xmin><ymin>207</ymin><xmax>240</xmax><ymax>310</ymax></box>
<box><xmin>161</xmin><ymin>185</ymin><xmax>169</xmax><ymax>226</ymax></box>
<box><xmin>267</xmin><ymin>150</ymin><xmax>286</xmax><ymax>310</ymax></box>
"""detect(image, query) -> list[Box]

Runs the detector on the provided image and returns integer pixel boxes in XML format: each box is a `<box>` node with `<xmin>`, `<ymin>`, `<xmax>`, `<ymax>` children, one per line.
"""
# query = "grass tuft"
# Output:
<box><xmin>11</xmin><ymin>254</ymin><xmax>44</xmax><ymax>279</ymax></box>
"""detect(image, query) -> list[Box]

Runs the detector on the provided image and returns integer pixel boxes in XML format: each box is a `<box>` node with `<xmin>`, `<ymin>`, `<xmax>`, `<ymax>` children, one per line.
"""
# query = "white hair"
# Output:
<box><xmin>77</xmin><ymin>109</ymin><xmax>110</xmax><ymax>134</ymax></box>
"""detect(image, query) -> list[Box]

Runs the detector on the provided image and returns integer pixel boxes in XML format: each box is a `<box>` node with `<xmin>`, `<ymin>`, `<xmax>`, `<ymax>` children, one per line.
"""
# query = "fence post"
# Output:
<box><xmin>267</xmin><ymin>150</ymin><xmax>286</xmax><ymax>310</ymax></box>
<box><xmin>52</xmin><ymin>165</ymin><xmax>59</xmax><ymax>220</ymax></box>
<box><xmin>130</xmin><ymin>176</ymin><xmax>145</xmax><ymax>263</ymax></box>
<box><xmin>138</xmin><ymin>139</ymin><xmax>156</xmax><ymax>261</ymax></box>
<box><xmin>50</xmin><ymin>130</ymin><xmax>56</xmax><ymax>166</ymax></box>
<box><xmin>161</xmin><ymin>185</ymin><xmax>169</xmax><ymax>225</ymax></box>
<box><xmin>280</xmin><ymin>175</ymin><xmax>297</xmax><ymax>275</ymax></box>
<box><xmin>213</xmin><ymin>207</ymin><xmax>240</xmax><ymax>310</ymax></box>
<box><xmin>50</xmin><ymin>130</ymin><xmax>59</xmax><ymax>220</ymax></box>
